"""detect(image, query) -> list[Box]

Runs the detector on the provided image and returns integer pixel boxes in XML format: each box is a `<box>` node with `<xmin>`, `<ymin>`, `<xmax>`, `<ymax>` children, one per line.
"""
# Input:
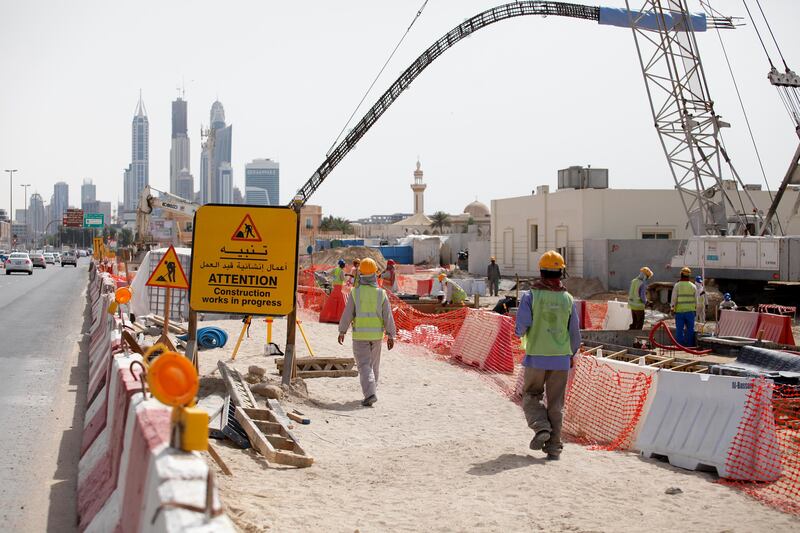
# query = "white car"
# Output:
<box><xmin>5</xmin><ymin>252</ymin><xmax>34</xmax><ymax>275</ymax></box>
<box><xmin>43</xmin><ymin>253</ymin><xmax>55</xmax><ymax>264</ymax></box>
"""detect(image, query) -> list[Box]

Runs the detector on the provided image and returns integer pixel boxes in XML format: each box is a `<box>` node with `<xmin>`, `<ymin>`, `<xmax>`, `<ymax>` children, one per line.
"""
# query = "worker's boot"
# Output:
<box><xmin>529</xmin><ymin>430</ymin><xmax>551</xmax><ymax>451</ymax></box>
<box><xmin>361</xmin><ymin>394</ymin><xmax>377</xmax><ymax>407</ymax></box>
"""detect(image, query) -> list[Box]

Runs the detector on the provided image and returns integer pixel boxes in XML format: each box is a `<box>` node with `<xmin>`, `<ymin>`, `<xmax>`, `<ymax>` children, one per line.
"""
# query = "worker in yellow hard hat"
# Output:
<box><xmin>670</xmin><ymin>266</ymin><xmax>699</xmax><ymax>347</ymax></box>
<box><xmin>437</xmin><ymin>272</ymin><xmax>468</xmax><ymax>305</ymax></box>
<box><xmin>627</xmin><ymin>266</ymin><xmax>653</xmax><ymax>330</ymax></box>
<box><xmin>487</xmin><ymin>256</ymin><xmax>501</xmax><ymax>296</ymax></box>
<box><xmin>338</xmin><ymin>258</ymin><xmax>396</xmax><ymax>407</ymax></box>
<box><xmin>514</xmin><ymin>250</ymin><xmax>580</xmax><ymax>460</ymax></box>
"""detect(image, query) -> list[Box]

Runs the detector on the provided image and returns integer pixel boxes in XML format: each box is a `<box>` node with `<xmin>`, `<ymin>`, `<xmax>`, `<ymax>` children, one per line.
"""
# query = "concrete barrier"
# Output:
<box><xmin>602</xmin><ymin>300</ymin><xmax>632</xmax><ymax>330</ymax></box>
<box><xmin>634</xmin><ymin>371</ymin><xmax>781</xmax><ymax>481</ymax></box>
<box><xmin>78</xmin><ymin>274</ymin><xmax>234</xmax><ymax>532</ymax></box>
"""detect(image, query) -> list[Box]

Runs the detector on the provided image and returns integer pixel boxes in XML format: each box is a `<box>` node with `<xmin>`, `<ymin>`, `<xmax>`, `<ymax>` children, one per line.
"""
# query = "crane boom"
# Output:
<box><xmin>135</xmin><ymin>186</ymin><xmax>199</xmax><ymax>249</ymax></box>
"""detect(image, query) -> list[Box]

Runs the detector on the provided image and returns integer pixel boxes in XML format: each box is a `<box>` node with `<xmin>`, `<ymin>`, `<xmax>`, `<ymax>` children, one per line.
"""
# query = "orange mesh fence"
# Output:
<box><xmin>297</xmin><ymin>285</ymin><xmax>328</xmax><ymax>313</ymax></box>
<box><xmin>396</xmin><ymin>275</ymin><xmax>420</xmax><ymax>295</ymax></box>
<box><xmin>722</xmin><ymin>380</ymin><xmax>800</xmax><ymax>516</ymax></box>
<box><xmin>389</xmin><ymin>293</ymin><xmax>468</xmax><ymax>355</ymax></box>
<box><xmin>562</xmin><ymin>354</ymin><xmax>654</xmax><ymax>451</ymax></box>
<box><xmin>583</xmin><ymin>301</ymin><xmax>608</xmax><ymax>330</ymax></box>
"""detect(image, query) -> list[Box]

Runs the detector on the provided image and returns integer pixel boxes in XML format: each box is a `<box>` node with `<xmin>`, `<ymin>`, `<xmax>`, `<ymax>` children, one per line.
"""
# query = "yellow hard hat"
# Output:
<box><xmin>438</xmin><ymin>273</ymin><xmax>446</xmax><ymax>282</ymax></box>
<box><xmin>640</xmin><ymin>267</ymin><xmax>653</xmax><ymax>278</ymax></box>
<box><xmin>539</xmin><ymin>250</ymin><xmax>566</xmax><ymax>271</ymax></box>
<box><xmin>359</xmin><ymin>258</ymin><xmax>377</xmax><ymax>275</ymax></box>
<box><xmin>680</xmin><ymin>266</ymin><xmax>692</xmax><ymax>277</ymax></box>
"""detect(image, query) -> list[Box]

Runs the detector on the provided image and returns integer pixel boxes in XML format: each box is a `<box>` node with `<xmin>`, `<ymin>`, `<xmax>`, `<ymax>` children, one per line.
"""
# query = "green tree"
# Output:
<box><xmin>319</xmin><ymin>215</ymin><xmax>353</xmax><ymax>234</ymax></box>
<box><xmin>429</xmin><ymin>211</ymin><xmax>451</xmax><ymax>233</ymax></box>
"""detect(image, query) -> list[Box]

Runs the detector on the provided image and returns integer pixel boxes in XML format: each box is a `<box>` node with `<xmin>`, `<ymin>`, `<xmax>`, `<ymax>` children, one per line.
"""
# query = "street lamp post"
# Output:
<box><xmin>4</xmin><ymin>169</ymin><xmax>16</xmax><ymax>247</ymax></box>
<box><xmin>20</xmin><ymin>184</ymin><xmax>30</xmax><ymax>250</ymax></box>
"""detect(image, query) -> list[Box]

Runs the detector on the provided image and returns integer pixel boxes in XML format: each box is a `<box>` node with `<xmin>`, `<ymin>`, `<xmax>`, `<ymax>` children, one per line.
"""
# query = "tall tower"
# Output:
<box><xmin>129</xmin><ymin>91</ymin><xmax>149</xmax><ymax>211</ymax></box>
<box><xmin>200</xmin><ymin>100</ymin><xmax>233</xmax><ymax>204</ymax></box>
<box><xmin>52</xmin><ymin>182</ymin><xmax>69</xmax><ymax>228</ymax></box>
<box><xmin>170</xmin><ymin>95</ymin><xmax>190</xmax><ymax>195</ymax></box>
<box><xmin>81</xmin><ymin>179</ymin><xmax>96</xmax><ymax>210</ymax></box>
<box><xmin>411</xmin><ymin>159</ymin><xmax>426</xmax><ymax>215</ymax></box>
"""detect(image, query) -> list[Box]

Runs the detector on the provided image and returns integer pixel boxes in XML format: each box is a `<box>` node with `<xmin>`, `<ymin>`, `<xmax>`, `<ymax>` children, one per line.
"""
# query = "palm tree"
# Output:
<box><xmin>430</xmin><ymin>211</ymin><xmax>451</xmax><ymax>233</ymax></box>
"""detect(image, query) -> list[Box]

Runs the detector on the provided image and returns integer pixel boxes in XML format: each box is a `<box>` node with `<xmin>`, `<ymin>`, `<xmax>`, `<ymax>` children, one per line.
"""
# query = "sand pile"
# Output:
<box><xmin>303</xmin><ymin>246</ymin><xmax>386</xmax><ymax>270</ymax></box>
<box><xmin>188</xmin><ymin>316</ymin><xmax>797</xmax><ymax>533</ymax></box>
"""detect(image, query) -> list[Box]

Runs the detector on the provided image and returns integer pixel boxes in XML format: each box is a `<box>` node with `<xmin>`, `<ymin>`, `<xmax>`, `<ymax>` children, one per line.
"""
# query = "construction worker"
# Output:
<box><xmin>346</xmin><ymin>258</ymin><xmax>361</xmax><ymax>288</ymax></box>
<box><xmin>628</xmin><ymin>267</ymin><xmax>653</xmax><ymax>330</ymax></box>
<box><xmin>671</xmin><ymin>267</ymin><xmax>699</xmax><ymax>347</ymax></box>
<box><xmin>695</xmin><ymin>275</ymin><xmax>707</xmax><ymax>322</ymax></box>
<box><xmin>320</xmin><ymin>259</ymin><xmax>347</xmax><ymax>323</ymax></box>
<box><xmin>380</xmin><ymin>259</ymin><xmax>399</xmax><ymax>293</ymax></box>
<box><xmin>515</xmin><ymin>250</ymin><xmax>580</xmax><ymax>460</ymax></box>
<box><xmin>719</xmin><ymin>292</ymin><xmax>737</xmax><ymax>311</ymax></box>
<box><xmin>338</xmin><ymin>258</ymin><xmax>396</xmax><ymax>407</ymax></box>
<box><xmin>487</xmin><ymin>256</ymin><xmax>501</xmax><ymax>296</ymax></box>
<box><xmin>438</xmin><ymin>273</ymin><xmax>468</xmax><ymax>305</ymax></box>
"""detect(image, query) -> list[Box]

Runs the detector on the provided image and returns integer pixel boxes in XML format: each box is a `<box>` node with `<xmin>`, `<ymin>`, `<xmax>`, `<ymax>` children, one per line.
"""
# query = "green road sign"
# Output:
<box><xmin>83</xmin><ymin>213</ymin><xmax>104</xmax><ymax>228</ymax></box>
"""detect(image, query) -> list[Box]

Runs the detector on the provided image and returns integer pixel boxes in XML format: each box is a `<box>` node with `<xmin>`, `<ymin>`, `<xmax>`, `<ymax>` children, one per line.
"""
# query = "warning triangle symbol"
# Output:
<box><xmin>145</xmin><ymin>245</ymin><xmax>190</xmax><ymax>290</ymax></box>
<box><xmin>231</xmin><ymin>214</ymin><xmax>262</xmax><ymax>242</ymax></box>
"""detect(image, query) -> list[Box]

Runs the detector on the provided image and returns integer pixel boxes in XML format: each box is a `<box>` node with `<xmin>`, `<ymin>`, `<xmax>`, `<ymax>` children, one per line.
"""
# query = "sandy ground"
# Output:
<box><xmin>179</xmin><ymin>315</ymin><xmax>800</xmax><ymax>533</ymax></box>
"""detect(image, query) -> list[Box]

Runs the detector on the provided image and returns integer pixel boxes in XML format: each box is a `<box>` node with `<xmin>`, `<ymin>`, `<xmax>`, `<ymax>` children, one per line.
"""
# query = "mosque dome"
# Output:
<box><xmin>463</xmin><ymin>200</ymin><xmax>490</xmax><ymax>218</ymax></box>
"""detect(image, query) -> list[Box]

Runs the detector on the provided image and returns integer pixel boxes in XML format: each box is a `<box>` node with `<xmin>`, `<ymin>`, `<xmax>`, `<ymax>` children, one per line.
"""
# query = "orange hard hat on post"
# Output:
<box><xmin>359</xmin><ymin>258</ymin><xmax>378</xmax><ymax>275</ymax></box>
<box><xmin>539</xmin><ymin>250</ymin><xmax>566</xmax><ymax>271</ymax></box>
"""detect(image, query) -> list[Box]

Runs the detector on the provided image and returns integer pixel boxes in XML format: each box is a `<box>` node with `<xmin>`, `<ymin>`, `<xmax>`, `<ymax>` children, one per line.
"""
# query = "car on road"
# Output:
<box><xmin>52</xmin><ymin>252</ymin><xmax>61</xmax><ymax>263</ymax></box>
<box><xmin>61</xmin><ymin>251</ymin><xmax>78</xmax><ymax>267</ymax></box>
<box><xmin>5</xmin><ymin>252</ymin><xmax>33</xmax><ymax>275</ymax></box>
<box><xmin>43</xmin><ymin>253</ymin><xmax>55</xmax><ymax>264</ymax></box>
<box><xmin>78</xmin><ymin>249</ymin><xmax>87</xmax><ymax>257</ymax></box>
<box><xmin>30</xmin><ymin>253</ymin><xmax>46</xmax><ymax>268</ymax></box>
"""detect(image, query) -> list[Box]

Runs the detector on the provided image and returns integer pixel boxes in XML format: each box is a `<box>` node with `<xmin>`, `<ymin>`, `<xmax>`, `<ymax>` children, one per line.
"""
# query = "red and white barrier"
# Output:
<box><xmin>717</xmin><ymin>309</ymin><xmax>760</xmax><ymax>338</ymax></box>
<box><xmin>450</xmin><ymin>308</ymin><xmax>517</xmax><ymax>373</ymax></box>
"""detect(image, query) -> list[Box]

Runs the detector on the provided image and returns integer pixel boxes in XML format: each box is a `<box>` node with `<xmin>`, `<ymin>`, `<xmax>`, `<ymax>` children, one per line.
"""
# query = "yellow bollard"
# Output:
<box><xmin>266</xmin><ymin>317</ymin><xmax>274</xmax><ymax>343</ymax></box>
<box><xmin>231</xmin><ymin>316</ymin><xmax>251</xmax><ymax>361</ymax></box>
<box><xmin>296</xmin><ymin>319</ymin><xmax>315</xmax><ymax>357</ymax></box>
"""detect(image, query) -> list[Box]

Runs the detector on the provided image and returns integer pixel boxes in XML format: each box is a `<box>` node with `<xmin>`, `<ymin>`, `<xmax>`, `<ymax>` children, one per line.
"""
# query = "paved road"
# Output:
<box><xmin>0</xmin><ymin>258</ymin><xmax>91</xmax><ymax>532</ymax></box>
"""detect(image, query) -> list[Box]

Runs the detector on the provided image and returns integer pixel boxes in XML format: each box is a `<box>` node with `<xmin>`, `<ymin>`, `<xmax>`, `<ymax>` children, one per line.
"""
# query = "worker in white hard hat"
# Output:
<box><xmin>514</xmin><ymin>251</ymin><xmax>581</xmax><ymax>460</ymax></box>
<box><xmin>628</xmin><ymin>266</ymin><xmax>653</xmax><ymax>330</ymax></box>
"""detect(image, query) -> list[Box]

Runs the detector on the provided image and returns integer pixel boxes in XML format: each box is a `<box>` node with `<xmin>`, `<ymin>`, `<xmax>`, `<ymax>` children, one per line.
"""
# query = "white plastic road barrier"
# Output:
<box><xmin>602</xmin><ymin>300</ymin><xmax>633</xmax><ymax>330</ymax></box>
<box><xmin>634</xmin><ymin>371</ymin><xmax>781</xmax><ymax>480</ymax></box>
<box><xmin>716</xmin><ymin>309</ymin><xmax>759</xmax><ymax>338</ymax></box>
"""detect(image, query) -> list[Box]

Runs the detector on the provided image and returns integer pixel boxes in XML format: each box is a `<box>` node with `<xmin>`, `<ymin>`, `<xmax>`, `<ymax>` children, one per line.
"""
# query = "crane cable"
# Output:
<box><xmin>754</xmin><ymin>0</ymin><xmax>789</xmax><ymax>71</ymax></box>
<box><xmin>326</xmin><ymin>1</ymin><xmax>431</xmax><ymax>156</ymax></box>
<box><xmin>700</xmin><ymin>0</ymin><xmax>783</xmax><ymax>235</ymax></box>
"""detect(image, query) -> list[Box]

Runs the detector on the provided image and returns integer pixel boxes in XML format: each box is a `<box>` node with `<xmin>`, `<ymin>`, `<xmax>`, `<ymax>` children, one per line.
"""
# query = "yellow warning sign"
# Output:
<box><xmin>93</xmin><ymin>237</ymin><xmax>105</xmax><ymax>260</ymax></box>
<box><xmin>146</xmin><ymin>245</ymin><xmax>190</xmax><ymax>290</ymax></box>
<box><xmin>189</xmin><ymin>205</ymin><xmax>298</xmax><ymax>316</ymax></box>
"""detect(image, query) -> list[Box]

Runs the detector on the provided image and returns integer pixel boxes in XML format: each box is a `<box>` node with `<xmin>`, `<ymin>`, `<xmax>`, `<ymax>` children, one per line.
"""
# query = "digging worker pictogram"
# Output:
<box><xmin>166</xmin><ymin>261</ymin><xmax>176</xmax><ymax>283</ymax></box>
<box><xmin>337</xmin><ymin>258</ymin><xmax>396</xmax><ymax>407</ymax></box>
<box><xmin>514</xmin><ymin>250</ymin><xmax>581</xmax><ymax>460</ymax></box>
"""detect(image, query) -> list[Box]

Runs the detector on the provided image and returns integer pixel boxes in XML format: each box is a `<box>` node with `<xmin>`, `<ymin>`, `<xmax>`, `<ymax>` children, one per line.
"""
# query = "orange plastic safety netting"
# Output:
<box><xmin>561</xmin><ymin>354</ymin><xmax>654</xmax><ymax>451</ymax></box>
<box><xmin>582</xmin><ymin>301</ymin><xmax>608</xmax><ymax>330</ymax></box>
<box><xmin>389</xmin><ymin>292</ymin><xmax>468</xmax><ymax>355</ymax></box>
<box><xmin>722</xmin><ymin>380</ymin><xmax>800</xmax><ymax>516</ymax></box>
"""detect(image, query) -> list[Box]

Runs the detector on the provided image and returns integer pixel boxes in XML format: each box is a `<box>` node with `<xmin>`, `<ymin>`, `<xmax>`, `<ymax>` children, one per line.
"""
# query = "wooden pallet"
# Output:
<box><xmin>218</xmin><ymin>361</ymin><xmax>313</xmax><ymax>468</ymax></box>
<box><xmin>275</xmin><ymin>357</ymin><xmax>358</xmax><ymax>379</ymax></box>
<box><xmin>598</xmin><ymin>348</ymin><xmax>709</xmax><ymax>373</ymax></box>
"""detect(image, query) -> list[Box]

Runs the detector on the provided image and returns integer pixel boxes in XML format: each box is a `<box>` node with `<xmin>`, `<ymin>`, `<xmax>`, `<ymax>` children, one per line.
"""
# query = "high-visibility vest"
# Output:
<box><xmin>523</xmin><ymin>289</ymin><xmax>574</xmax><ymax>356</ymax></box>
<box><xmin>628</xmin><ymin>278</ymin><xmax>644</xmax><ymax>311</ymax></box>
<box><xmin>352</xmin><ymin>286</ymin><xmax>386</xmax><ymax>341</ymax></box>
<box><xmin>447</xmin><ymin>280</ymin><xmax>468</xmax><ymax>304</ymax></box>
<box><xmin>674</xmin><ymin>281</ymin><xmax>696</xmax><ymax>313</ymax></box>
<box><xmin>332</xmin><ymin>266</ymin><xmax>345</xmax><ymax>286</ymax></box>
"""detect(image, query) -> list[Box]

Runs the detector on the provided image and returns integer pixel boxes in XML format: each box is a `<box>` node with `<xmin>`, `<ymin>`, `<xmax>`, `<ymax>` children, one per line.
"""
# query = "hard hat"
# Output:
<box><xmin>438</xmin><ymin>273</ymin><xmax>446</xmax><ymax>282</ymax></box>
<box><xmin>338</xmin><ymin>259</ymin><xmax>345</xmax><ymax>267</ymax></box>
<box><xmin>680</xmin><ymin>266</ymin><xmax>692</xmax><ymax>277</ymax></box>
<box><xmin>147</xmin><ymin>351</ymin><xmax>199</xmax><ymax>407</ymax></box>
<box><xmin>490</xmin><ymin>256</ymin><xmax>496</xmax><ymax>261</ymax></box>
<box><xmin>539</xmin><ymin>250</ymin><xmax>566</xmax><ymax>271</ymax></box>
<box><xmin>695</xmin><ymin>276</ymin><xmax>703</xmax><ymax>283</ymax></box>
<box><xmin>353</xmin><ymin>258</ymin><xmax>361</xmax><ymax>264</ymax></box>
<box><xmin>115</xmin><ymin>286</ymin><xmax>133</xmax><ymax>305</ymax></box>
<box><xmin>359</xmin><ymin>258</ymin><xmax>378</xmax><ymax>275</ymax></box>
<box><xmin>723</xmin><ymin>292</ymin><xmax>731</xmax><ymax>300</ymax></box>
<box><xmin>640</xmin><ymin>267</ymin><xmax>653</xmax><ymax>278</ymax></box>
<box><xmin>387</xmin><ymin>259</ymin><xmax>396</xmax><ymax>266</ymax></box>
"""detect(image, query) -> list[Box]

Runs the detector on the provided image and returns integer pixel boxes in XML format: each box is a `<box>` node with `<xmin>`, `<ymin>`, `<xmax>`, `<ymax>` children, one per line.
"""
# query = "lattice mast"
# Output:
<box><xmin>625</xmin><ymin>0</ymin><xmax>759</xmax><ymax>235</ymax></box>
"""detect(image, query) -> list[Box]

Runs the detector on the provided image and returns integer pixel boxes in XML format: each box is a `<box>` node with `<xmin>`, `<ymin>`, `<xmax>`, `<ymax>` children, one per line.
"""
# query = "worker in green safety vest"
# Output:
<box><xmin>627</xmin><ymin>266</ymin><xmax>653</xmax><ymax>330</ymax></box>
<box><xmin>438</xmin><ymin>273</ymin><xmax>468</xmax><ymax>305</ymax></box>
<box><xmin>331</xmin><ymin>259</ymin><xmax>346</xmax><ymax>287</ymax></box>
<box><xmin>338</xmin><ymin>258</ymin><xmax>396</xmax><ymax>407</ymax></box>
<box><xmin>670</xmin><ymin>266</ymin><xmax>699</xmax><ymax>347</ymax></box>
<box><xmin>514</xmin><ymin>250</ymin><xmax>581</xmax><ymax>460</ymax></box>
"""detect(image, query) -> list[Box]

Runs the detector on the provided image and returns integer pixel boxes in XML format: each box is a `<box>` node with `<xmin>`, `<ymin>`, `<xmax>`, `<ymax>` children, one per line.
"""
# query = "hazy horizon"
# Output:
<box><xmin>1</xmin><ymin>0</ymin><xmax>798</xmax><ymax>221</ymax></box>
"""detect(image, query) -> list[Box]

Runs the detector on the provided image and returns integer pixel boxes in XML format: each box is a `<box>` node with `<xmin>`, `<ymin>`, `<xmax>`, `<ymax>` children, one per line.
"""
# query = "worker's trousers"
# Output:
<box><xmin>629</xmin><ymin>309</ymin><xmax>645</xmax><ymax>330</ymax></box>
<box><xmin>675</xmin><ymin>311</ymin><xmax>696</xmax><ymax>347</ymax></box>
<box><xmin>489</xmin><ymin>279</ymin><xmax>500</xmax><ymax>296</ymax></box>
<box><xmin>696</xmin><ymin>302</ymin><xmax>706</xmax><ymax>323</ymax></box>
<box><xmin>522</xmin><ymin>367</ymin><xmax>569</xmax><ymax>456</ymax></box>
<box><xmin>352</xmin><ymin>340</ymin><xmax>382</xmax><ymax>399</ymax></box>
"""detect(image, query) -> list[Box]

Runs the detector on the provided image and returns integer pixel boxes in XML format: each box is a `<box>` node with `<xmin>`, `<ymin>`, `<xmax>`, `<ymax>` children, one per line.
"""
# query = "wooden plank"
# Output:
<box><xmin>648</xmin><ymin>358</ymin><xmax>676</xmax><ymax>368</ymax></box>
<box><xmin>206</xmin><ymin>443</ymin><xmax>232</xmax><ymax>476</ymax></box>
<box><xmin>275</xmin><ymin>357</ymin><xmax>355</xmax><ymax>371</ymax></box>
<box><xmin>294</xmin><ymin>370</ymin><xmax>359</xmax><ymax>379</ymax></box>
<box><xmin>604</xmin><ymin>349</ymin><xmax>629</xmax><ymax>360</ymax></box>
<box><xmin>581</xmin><ymin>346</ymin><xmax>603</xmax><ymax>356</ymax></box>
<box><xmin>235</xmin><ymin>407</ymin><xmax>313</xmax><ymax>468</ymax></box>
<box><xmin>217</xmin><ymin>360</ymin><xmax>257</xmax><ymax>409</ymax></box>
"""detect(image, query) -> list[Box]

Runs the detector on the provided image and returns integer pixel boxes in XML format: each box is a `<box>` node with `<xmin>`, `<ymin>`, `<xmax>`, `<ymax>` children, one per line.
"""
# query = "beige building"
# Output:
<box><xmin>491</xmin><ymin>184</ymin><xmax>800</xmax><ymax>278</ymax></box>
<box><xmin>299</xmin><ymin>204</ymin><xmax>323</xmax><ymax>250</ymax></box>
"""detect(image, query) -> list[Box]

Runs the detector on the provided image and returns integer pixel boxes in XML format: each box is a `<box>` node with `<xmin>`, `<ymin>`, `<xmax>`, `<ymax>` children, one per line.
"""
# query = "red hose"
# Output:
<box><xmin>649</xmin><ymin>320</ymin><xmax>712</xmax><ymax>355</ymax></box>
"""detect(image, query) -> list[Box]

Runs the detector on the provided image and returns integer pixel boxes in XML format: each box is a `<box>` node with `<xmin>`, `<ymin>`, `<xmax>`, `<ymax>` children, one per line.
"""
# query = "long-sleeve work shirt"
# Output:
<box><xmin>338</xmin><ymin>288</ymin><xmax>397</xmax><ymax>339</ymax></box>
<box><xmin>514</xmin><ymin>290</ymin><xmax>582</xmax><ymax>371</ymax></box>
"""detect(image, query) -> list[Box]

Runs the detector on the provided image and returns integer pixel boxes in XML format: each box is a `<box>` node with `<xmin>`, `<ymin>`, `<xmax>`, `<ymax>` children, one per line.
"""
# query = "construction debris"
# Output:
<box><xmin>251</xmin><ymin>383</ymin><xmax>283</xmax><ymax>400</ymax></box>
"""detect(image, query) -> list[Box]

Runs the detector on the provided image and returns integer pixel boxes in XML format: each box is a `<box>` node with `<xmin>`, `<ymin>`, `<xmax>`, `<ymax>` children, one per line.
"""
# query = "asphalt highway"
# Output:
<box><xmin>0</xmin><ymin>257</ymin><xmax>91</xmax><ymax>531</ymax></box>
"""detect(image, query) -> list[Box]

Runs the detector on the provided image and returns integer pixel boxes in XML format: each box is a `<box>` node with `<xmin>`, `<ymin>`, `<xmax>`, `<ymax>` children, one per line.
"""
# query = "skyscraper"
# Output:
<box><xmin>28</xmin><ymin>193</ymin><xmax>46</xmax><ymax>244</ymax></box>
<box><xmin>200</xmin><ymin>100</ymin><xmax>233</xmax><ymax>204</ymax></box>
<box><xmin>123</xmin><ymin>164</ymin><xmax>136</xmax><ymax>212</ymax></box>
<box><xmin>81</xmin><ymin>179</ymin><xmax>96</xmax><ymax>210</ymax></box>
<box><xmin>245</xmin><ymin>159</ymin><xmax>280</xmax><ymax>206</ymax></box>
<box><xmin>176</xmin><ymin>168</ymin><xmax>194</xmax><ymax>201</ymax></box>
<box><xmin>170</xmin><ymin>96</ymin><xmax>190</xmax><ymax>195</ymax></box>
<box><xmin>52</xmin><ymin>182</ymin><xmax>69</xmax><ymax>228</ymax></box>
<box><xmin>127</xmin><ymin>92</ymin><xmax>149</xmax><ymax>212</ymax></box>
